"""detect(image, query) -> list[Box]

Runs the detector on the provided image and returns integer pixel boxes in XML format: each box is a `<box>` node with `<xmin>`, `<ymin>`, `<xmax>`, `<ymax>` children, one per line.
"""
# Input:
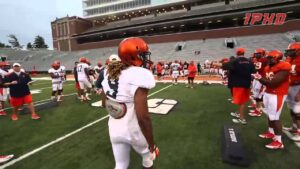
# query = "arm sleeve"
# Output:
<box><xmin>95</xmin><ymin>69</ymin><xmax>105</xmax><ymax>89</ymax></box>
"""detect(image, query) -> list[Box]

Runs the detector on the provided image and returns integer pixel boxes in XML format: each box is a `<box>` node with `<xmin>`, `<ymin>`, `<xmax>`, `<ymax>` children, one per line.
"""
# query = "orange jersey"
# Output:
<box><xmin>253</xmin><ymin>57</ymin><xmax>268</xmax><ymax>77</ymax></box>
<box><xmin>265</xmin><ymin>61</ymin><xmax>291</xmax><ymax>95</ymax></box>
<box><xmin>188</xmin><ymin>64</ymin><xmax>197</xmax><ymax>78</ymax></box>
<box><xmin>286</xmin><ymin>56</ymin><xmax>300</xmax><ymax>85</ymax></box>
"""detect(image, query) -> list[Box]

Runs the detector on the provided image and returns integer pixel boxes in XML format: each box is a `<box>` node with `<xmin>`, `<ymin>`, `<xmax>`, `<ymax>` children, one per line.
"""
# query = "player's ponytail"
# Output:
<box><xmin>107</xmin><ymin>61</ymin><xmax>128</xmax><ymax>80</ymax></box>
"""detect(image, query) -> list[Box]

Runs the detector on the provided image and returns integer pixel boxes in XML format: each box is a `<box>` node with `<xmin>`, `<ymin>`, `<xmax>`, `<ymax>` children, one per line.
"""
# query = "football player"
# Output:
<box><xmin>253</xmin><ymin>50</ymin><xmax>291</xmax><ymax>149</ymax></box>
<box><xmin>284</xmin><ymin>42</ymin><xmax>300</xmax><ymax>141</ymax></box>
<box><xmin>187</xmin><ymin>61</ymin><xmax>197</xmax><ymax>88</ymax></box>
<box><xmin>249</xmin><ymin>48</ymin><xmax>268</xmax><ymax>117</ymax></box>
<box><xmin>0</xmin><ymin>59</ymin><xmax>9</xmax><ymax>116</ymax></box>
<box><xmin>73</xmin><ymin>61</ymin><xmax>81</xmax><ymax>99</ymax></box>
<box><xmin>170</xmin><ymin>60</ymin><xmax>180</xmax><ymax>85</ymax></box>
<box><xmin>96</xmin><ymin>37</ymin><xmax>159</xmax><ymax>169</ymax></box>
<box><xmin>94</xmin><ymin>61</ymin><xmax>104</xmax><ymax>77</ymax></box>
<box><xmin>48</xmin><ymin>62</ymin><xmax>63</xmax><ymax>101</ymax></box>
<box><xmin>77</xmin><ymin>57</ymin><xmax>92</xmax><ymax>101</ymax></box>
<box><xmin>54</xmin><ymin>60</ymin><xmax>66</xmax><ymax>99</ymax></box>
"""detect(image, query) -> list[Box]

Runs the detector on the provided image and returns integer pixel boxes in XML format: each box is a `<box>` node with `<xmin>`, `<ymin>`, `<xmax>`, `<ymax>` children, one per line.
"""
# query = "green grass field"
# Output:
<box><xmin>0</xmin><ymin>80</ymin><xmax>299</xmax><ymax>169</ymax></box>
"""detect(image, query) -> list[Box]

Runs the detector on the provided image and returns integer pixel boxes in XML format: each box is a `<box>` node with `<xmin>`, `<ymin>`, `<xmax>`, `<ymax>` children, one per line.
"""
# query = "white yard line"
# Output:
<box><xmin>0</xmin><ymin>84</ymin><xmax>172</xmax><ymax>169</ymax></box>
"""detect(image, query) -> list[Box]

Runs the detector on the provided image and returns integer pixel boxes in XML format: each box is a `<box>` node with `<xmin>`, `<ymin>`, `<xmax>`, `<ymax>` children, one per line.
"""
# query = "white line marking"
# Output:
<box><xmin>283</xmin><ymin>130</ymin><xmax>300</xmax><ymax>148</ymax></box>
<box><xmin>0</xmin><ymin>84</ymin><xmax>172</xmax><ymax>168</ymax></box>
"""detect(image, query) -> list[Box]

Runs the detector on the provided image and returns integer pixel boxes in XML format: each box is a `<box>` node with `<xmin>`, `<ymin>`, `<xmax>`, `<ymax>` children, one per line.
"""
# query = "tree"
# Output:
<box><xmin>27</xmin><ymin>42</ymin><xmax>33</xmax><ymax>49</ymax></box>
<box><xmin>0</xmin><ymin>42</ymin><xmax>5</xmax><ymax>48</ymax></box>
<box><xmin>8</xmin><ymin>34</ymin><xmax>21</xmax><ymax>48</ymax></box>
<box><xmin>33</xmin><ymin>35</ymin><xmax>48</xmax><ymax>49</ymax></box>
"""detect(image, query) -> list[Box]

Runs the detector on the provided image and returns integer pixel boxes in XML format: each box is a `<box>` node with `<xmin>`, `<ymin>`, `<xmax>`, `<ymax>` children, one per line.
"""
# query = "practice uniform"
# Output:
<box><xmin>286</xmin><ymin>57</ymin><xmax>300</xmax><ymax>113</ymax></box>
<box><xmin>252</xmin><ymin>58</ymin><xmax>268</xmax><ymax>99</ymax></box>
<box><xmin>263</xmin><ymin>61</ymin><xmax>291</xmax><ymax>120</ymax></box>
<box><xmin>77</xmin><ymin>62</ymin><xmax>92</xmax><ymax>89</ymax></box>
<box><xmin>97</xmin><ymin>66</ymin><xmax>155</xmax><ymax>169</ymax></box>
<box><xmin>48</xmin><ymin>68</ymin><xmax>62</xmax><ymax>91</ymax></box>
<box><xmin>170</xmin><ymin>62</ymin><xmax>180</xmax><ymax>79</ymax></box>
<box><xmin>0</xmin><ymin>69</ymin><xmax>9</xmax><ymax>101</ymax></box>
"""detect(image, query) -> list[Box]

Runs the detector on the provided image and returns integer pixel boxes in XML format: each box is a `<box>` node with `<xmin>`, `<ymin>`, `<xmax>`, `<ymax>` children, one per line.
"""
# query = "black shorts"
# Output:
<box><xmin>188</xmin><ymin>77</ymin><xmax>194</xmax><ymax>80</ymax></box>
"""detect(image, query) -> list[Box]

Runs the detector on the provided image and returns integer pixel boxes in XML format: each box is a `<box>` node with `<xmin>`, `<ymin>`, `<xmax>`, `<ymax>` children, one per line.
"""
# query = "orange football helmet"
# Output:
<box><xmin>52</xmin><ymin>63</ymin><xmax>59</xmax><ymax>69</ymax></box>
<box><xmin>267</xmin><ymin>50</ymin><xmax>283</xmax><ymax>60</ymax></box>
<box><xmin>118</xmin><ymin>37</ymin><xmax>151</xmax><ymax>67</ymax></box>
<box><xmin>79</xmin><ymin>57</ymin><xmax>87</xmax><ymax>63</ymax></box>
<box><xmin>236</xmin><ymin>47</ymin><xmax>245</xmax><ymax>56</ymax></box>
<box><xmin>285</xmin><ymin>42</ymin><xmax>300</xmax><ymax>58</ymax></box>
<box><xmin>254</xmin><ymin>48</ymin><xmax>266</xmax><ymax>58</ymax></box>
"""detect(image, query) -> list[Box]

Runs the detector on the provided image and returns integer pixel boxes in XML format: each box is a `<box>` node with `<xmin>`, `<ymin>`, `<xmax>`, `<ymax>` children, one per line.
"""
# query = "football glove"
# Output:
<box><xmin>149</xmin><ymin>145</ymin><xmax>160</xmax><ymax>161</ymax></box>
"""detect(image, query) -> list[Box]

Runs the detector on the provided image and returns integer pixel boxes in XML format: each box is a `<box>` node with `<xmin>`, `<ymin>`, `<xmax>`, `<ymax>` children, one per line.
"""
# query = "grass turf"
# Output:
<box><xmin>0</xmin><ymin>81</ymin><xmax>299</xmax><ymax>169</ymax></box>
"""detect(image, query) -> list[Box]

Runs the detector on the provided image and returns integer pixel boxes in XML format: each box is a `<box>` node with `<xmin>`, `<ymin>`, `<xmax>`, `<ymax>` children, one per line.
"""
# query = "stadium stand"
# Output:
<box><xmin>0</xmin><ymin>32</ymin><xmax>293</xmax><ymax>72</ymax></box>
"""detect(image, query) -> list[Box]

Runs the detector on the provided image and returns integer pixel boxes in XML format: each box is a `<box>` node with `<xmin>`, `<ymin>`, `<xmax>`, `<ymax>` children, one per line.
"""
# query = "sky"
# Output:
<box><xmin>0</xmin><ymin>0</ymin><xmax>82</xmax><ymax>49</ymax></box>
<box><xmin>0</xmin><ymin>0</ymin><xmax>183</xmax><ymax>49</ymax></box>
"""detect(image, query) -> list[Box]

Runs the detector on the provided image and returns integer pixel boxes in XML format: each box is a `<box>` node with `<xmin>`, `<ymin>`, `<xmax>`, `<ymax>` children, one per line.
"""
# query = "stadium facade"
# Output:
<box><xmin>51</xmin><ymin>0</ymin><xmax>300</xmax><ymax>52</ymax></box>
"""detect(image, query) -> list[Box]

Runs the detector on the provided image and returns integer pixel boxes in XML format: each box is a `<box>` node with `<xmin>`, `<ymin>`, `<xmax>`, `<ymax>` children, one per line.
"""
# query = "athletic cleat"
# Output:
<box><xmin>248</xmin><ymin>103</ymin><xmax>256</xmax><ymax>108</ymax></box>
<box><xmin>265</xmin><ymin>140</ymin><xmax>284</xmax><ymax>149</ymax></box>
<box><xmin>230</xmin><ymin>112</ymin><xmax>240</xmax><ymax>118</ymax></box>
<box><xmin>282</xmin><ymin>126</ymin><xmax>300</xmax><ymax>135</ymax></box>
<box><xmin>292</xmin><ymin>135</ymin><xmax>300</xmax><ymax>142</ymax></box>
<box><xmin>31</xmin><ymin>114</ymin><xmax>41</xmax><ymax>120</ymax></box>
<box><xmin>0</xmin><ymin>155</ymin><xmax>14</xmax><ymax>163</ymax></box>
<box><xmin>232</xmin><ymin>118</ymin><xmax>247</xmax><ymax>125</ymax></box>
<box><xmin>86</xmin><ymin>96</ymin><xmax>92</xmax><ymax>101</ymax></box>
<box><xmin>0</xmin><ymin>111</ymin><xmax>7</xmax><ymax>116</ymax></box>
<box><xmin>248</xmin><ymin>109</ymin><xmax>262</xmax><ymax>117</ymax></box>
<box><xmin>259</xmin><ymin>131</ymin><xmax>275</xmax><ymax>139</ymax></box>
<box><xmin>11</xmin><ymin>114</ymin><xmax>18</xmax><ymax>121</ymax></box>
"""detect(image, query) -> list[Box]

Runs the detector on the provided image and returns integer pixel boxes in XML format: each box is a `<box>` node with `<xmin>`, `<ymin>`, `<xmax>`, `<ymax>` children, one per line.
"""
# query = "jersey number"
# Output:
<box><xmin>77</xmin><ymin>65</ymin><xmax>83</xmax><ymax>72</ymax></box>
<box><xmin>266</xmin><ymin>72</ymin><xmax>274</xmax><ymax>80</ymax></box>
<box><xmin>106</xmin><ymin>79</ymin><xmax>119</xmax><ymax>99</ymax></box>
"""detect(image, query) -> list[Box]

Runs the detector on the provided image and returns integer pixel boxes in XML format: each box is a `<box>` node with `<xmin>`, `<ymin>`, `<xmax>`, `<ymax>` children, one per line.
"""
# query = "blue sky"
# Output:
<box><xmin>0</xmin><ymin>0</ymin><xmax>82</xmax><ymax>49</ymax></box>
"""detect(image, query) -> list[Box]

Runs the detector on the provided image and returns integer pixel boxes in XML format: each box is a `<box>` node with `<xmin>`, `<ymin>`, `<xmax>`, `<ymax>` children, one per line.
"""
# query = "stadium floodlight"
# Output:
<box><xmin>287</xmin><ymin>11</ymin><xmax>294</xmax><ymax>14</ymax></box>
<box><xmin>217</xmin><ymin>20</ymin><xmax>222</xmax><ymax>23</ymax></box>
<box><xmin>180</xmin><ymin>24</ymin><xmax>185</xmax><ymax>27</ymax></box>
<box><xmin>208</xmin><ymin>21</ymin><xmax>212</xmax><ymax>23</ymax></box>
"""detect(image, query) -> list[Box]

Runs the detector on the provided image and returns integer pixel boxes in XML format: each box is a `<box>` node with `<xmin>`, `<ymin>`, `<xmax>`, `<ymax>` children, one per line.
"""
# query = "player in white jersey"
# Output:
<box><xmin>171</xmin><ymin>60</ymin><xmax>180</xmax><ymax>85</ymax></box>
<box><xmin>77</xmin><ymin>57</ymin><xmax>92</xmax><ymax>101</ymax></box>
<box><xmin>48</xmin><ymin>62</ymin><xmax>63</xmax><ymax>101</ymax></box>
<box><xmin>0</xmin><ymin>62</ymin><xmax>9</xmax><ymax>116</ymax></box>
<box><xmin>96</xmin><ymin>38</ymin><xmax>159</xmax><ymax>169</ymax></box>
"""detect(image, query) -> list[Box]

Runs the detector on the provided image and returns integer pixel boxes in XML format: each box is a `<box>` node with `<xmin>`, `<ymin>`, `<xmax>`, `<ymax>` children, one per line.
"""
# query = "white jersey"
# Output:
<box><xmin>101</xmin><ymin>66</ymin><xmax>155</xmax><ymax>139</ymax></box>
<box><xmin>58</xmin><ymin>66</ymin><xmax>66</xmax><ymax>81</ymax></box>
<box><xmin>0</xmin><ymin>68</ymin><xmax>8</xmax><ymax>78</ymax></box>
<box><xmin>77</xmin><ymin>63</ymin><xmax>90</xmax><ymax>81</ymax></box>
<box><xmin>48</xmin><ymin>68</ymin><xmax>62</xmax><ymax>84</ymax></box>
<box><xmin>171</xmin><ymin>63</ymin><xmax>180</xmax><ymax>72</ymax></box>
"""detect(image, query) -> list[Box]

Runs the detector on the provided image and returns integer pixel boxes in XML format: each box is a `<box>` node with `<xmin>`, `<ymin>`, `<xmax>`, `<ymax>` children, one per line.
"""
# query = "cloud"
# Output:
<box><xmin>0</xmin><ymin>0</ymin><xmax>82</xmax><ymax>49</ymax></box>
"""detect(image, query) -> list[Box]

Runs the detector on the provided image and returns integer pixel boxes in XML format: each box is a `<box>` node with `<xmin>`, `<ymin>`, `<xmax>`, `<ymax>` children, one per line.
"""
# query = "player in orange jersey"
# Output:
<box><xmin>284</xmin><ymin>42</ymin><xmax>300</xmax><ymax>141</ymax></box>
<box><xmin>252</xmin><ymin>50</ymin><xmax>291</xmax><ymax>149</ymax></box>
<box><xmin>249</xmin><ymin>48</ymin><xmax>268</xmax><ymax>117</ymax></box>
